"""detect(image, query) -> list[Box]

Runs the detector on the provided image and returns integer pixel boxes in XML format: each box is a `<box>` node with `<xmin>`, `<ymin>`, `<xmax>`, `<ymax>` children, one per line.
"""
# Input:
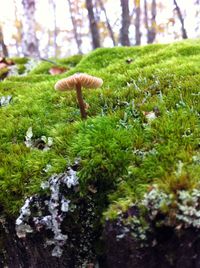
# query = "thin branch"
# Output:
<box><xmin>96</xmin><ymin>0</ymin><xmax>116</xmax><ymax>46</ymax></box>
<box><xmin>173</xmin><ymin>0</ymin><xmax>188</xmax><ymax>39</ymax></box>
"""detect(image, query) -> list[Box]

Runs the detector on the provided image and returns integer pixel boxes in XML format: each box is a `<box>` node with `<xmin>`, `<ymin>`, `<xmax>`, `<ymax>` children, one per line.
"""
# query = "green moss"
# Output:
<box><xmin>0</xmin><ymin>40</ymin><xmax>200</xmax><ymax>218</ymax></box>
<box><xmin>29</xmin><ymin>54</ymin><xmax>83</xmax><ymax>75</ymax></box>
<box><xmin>0</xmin><ymin>67</ymin><xmax>9</xmax><ymax>79</ymax></box>
<box><xmin>10</xmin><ymin>57</ymin><xmax>29</xmax><ymax>64</ymax></box>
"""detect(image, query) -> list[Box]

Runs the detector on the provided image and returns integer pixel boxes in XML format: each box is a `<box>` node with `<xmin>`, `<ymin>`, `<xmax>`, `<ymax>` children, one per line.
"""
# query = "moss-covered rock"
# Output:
<box><xmin>0</xmin><ymin>40</ymin><xmax>200</xmax><ymax>266</ymax></box>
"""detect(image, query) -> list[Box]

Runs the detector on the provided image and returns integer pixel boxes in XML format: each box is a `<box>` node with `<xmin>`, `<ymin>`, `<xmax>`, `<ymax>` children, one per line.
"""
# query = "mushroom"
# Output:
<box><xmin>55</xmin><ymin>73</ymin><xmax>103</xmax><ymax>119</ymax></box>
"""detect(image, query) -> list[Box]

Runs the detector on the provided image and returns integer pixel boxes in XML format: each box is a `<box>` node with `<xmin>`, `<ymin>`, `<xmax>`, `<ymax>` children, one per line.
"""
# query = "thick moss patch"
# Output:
<box><xmin>0</xmin><ymin>40</ymin><xmax>199</xmax><ymax>217</ymax></box>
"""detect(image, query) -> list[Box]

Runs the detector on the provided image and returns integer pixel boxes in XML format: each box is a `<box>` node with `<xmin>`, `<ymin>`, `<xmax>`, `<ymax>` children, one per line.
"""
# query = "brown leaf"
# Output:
<box><xmin>87</xmin><ymin>263</ymin><xmax>94</xmax><ymax>268</ymax></box>
<box><xmin>88</xmin><ymin>185</ymin><xmax>97</xmax><ymax>194</ymax></box>
<box><xmin>6</xmin><ymin>59</ymin><xmax>15</xmax><ymax>65</ymax></box>
<box><xmin>0</xmin><ymin>62</ymin><xmax>8</xmax><ymax>69</ymax></box>
<box><xmin>49</xmin><ymin>66</ymin><xmax>68</xmax><ymax>75</ymax></box>
<box><xmin>0</xmin><ymin>58</ymin><xmax>14</xmax><ymax>65</ymax></box>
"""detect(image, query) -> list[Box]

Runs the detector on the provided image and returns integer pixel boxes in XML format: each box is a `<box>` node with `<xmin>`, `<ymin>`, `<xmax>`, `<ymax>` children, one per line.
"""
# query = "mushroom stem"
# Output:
<box><xmin>75</xmin><ymin>82</ymin><xmax>87</xmax><ymax>119</ymax></box>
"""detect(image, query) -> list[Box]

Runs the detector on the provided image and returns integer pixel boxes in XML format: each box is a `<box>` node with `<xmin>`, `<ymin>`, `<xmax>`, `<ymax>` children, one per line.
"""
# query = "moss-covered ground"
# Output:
<box><xmin>0</xmin><ymin>40</ymin><xmax>199</xmax><ymax>219</ymax></box>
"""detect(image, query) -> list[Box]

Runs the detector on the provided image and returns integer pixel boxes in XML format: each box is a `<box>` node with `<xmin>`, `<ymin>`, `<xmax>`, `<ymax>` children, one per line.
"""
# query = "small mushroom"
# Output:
<box><xmin>55</xmin><ymin>73</ymin><xmax>103</xmax><ymax>119</ymax></box>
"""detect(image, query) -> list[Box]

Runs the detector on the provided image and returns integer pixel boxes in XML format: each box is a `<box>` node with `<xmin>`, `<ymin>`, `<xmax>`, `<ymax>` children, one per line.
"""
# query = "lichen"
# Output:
<box><xmin>113</xmin><ymin>185</ymin><xmax>200</xmax><ymax>246</ymax></box>
<box><xmin>16</xmin><ymin>162</ymin><xmax>79</xmax><ymax>257</ymax></box>
<box><xmin>0</xmin><ymin>96</ymin><xmax>12</xmax><ymax>107</ymax></box>
<box><xmin>24</xmin><ymin>127</ymin><xmax>53</xmax><ymax>151</ymax></box>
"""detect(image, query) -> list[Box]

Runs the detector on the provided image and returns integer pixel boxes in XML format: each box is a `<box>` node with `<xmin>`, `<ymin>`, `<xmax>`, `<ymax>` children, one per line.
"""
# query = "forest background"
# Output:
<box><xmin>0</xmin><ymin>0</ymin><xmax>200</xmax><ymax>58</ymax></box>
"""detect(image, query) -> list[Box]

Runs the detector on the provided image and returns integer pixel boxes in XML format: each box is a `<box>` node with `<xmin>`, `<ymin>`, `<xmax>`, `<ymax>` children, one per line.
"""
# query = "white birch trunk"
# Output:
<box><xmin>21</xmin><ymin>0</ymin><xmax>39</xmax><ymax>57</ymax></box>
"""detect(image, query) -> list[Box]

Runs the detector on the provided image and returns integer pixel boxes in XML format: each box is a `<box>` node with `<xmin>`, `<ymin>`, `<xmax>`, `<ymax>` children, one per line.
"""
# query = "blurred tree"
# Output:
<box><xmin>149</xmin><ymin>0</ymin><xmax>157</xmax><ymax>43</ymax></box>
<box><xmin>86</xmin><ymin>0</ymin><xmax>101</xmax><ymax>49</ymax></box>
<box><xmin>49</xmin><ymin>0</ymin><xmax>58</xmax><ymax>57</ymax></box>
<box><xmin>67</xmin><ymin>0</ymin><xmax>83</xmax><ymax>54</ymax></box>
<box><xmin>195</xmin><ymin>0</ymin><xmax>200</xmax><ymax>34</ymax></box>
<box><xmin>134</xmin><ymin>0</ymin><xmax>141</xmax><ymax>45</ymax></box>
<box><xmin>13</xmin><ymin>0</ymin><xmax>22</xmax><ymax>55</ymax></box>
<box><xmin>0</xmin><ymin>25</ymin><xmax>8</xmax><ymax>57</ymax></box>
<box><xmin>144</xmin><ymin>0</ymin><xmax>157</xmax><ymax>44</ymax></box>
<box><xmin>120</xmin><ymin>0</ymin><xmax>130</xmax><ymax>46</ymax></box>
<box><xmin>96</xmin><ymin>0</ymin><xmax>116</xmax><ymax>46</ymax></box>
<box><xmin>21</xmin><ymin>0</ymin><xmax>39</xmax><ymax>57</ymax></box>
<box><xmin>144</xmin><ymin>0</ymin><xmax>149</xmax><ymax>41</ymax></box>
<box><xmin>173</xmin><ymin>0</ymin><xmax>188</xmax><ymax>39</ymax></box>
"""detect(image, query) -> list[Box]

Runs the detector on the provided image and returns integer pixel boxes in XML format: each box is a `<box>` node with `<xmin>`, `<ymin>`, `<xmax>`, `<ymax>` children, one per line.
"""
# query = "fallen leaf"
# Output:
<box><xmin>88</xmin><ymin>185</ymin><xmax>97</xmax><ymax>194</ymax></box>
<box><xmin>0</xmin><ymin>63</ymin><xmax>8</xmax><ymax>69</ymax></box>
<box><xmin>0</xmin><ymin>58</ymin><xmax>14</xmax><ymax>66</ymax></box>
<box><xmin>6</xmin><ymin>59</ymin><xmax>15</xmax><ymax>66</ymax></box>
<box><xmin>49</xmin><ymin>66</ymin><xmax>68</xmax><ymax>75</ymax></box>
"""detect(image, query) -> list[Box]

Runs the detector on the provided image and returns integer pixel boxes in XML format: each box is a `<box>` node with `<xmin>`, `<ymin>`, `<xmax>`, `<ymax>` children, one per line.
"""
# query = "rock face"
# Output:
<box><xmin>2</xmin><ymin>216</ymin><xmax>200</xmax><ymax>268</ymax></box>
<box><xmin>0</xmin><ymin>218</ymin><xmax>62</xmax><ymax>268</ymax></box>
<box><xmin>0</xmin><ymin>197</ymin><xmax>98</xmax><ymax>268</ymax></box>
<box><xmin>5</xmin><ymin>163</ymin><xmax>99</xmax><ymax>267</ymax></box>
<box><xmin>103</xmin><ymin>219</ymin><xmax>200</xmax><ymax>268</ymax></box>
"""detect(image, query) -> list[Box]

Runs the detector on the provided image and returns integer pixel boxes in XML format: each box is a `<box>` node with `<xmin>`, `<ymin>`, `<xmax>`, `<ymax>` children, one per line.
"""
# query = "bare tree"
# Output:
<box><xmin>120</xmin><ymin>0</ymin><xmax>130</xmax><ymax>46</ymax></box>
<box><xmin>148</xmin><ymin>0</ymin><xmax>157</xmax><ymax>43</ymax></box>
<box><xmin>49</xmin><ymin>0</ymin><xmax>58</xmax><ymax>57</ymax></box>
<box><xmin>134</xmin><ymin>0</ymin><xmax>141</xmax><ymax>45</ymax></box>
<box><xmin>0</xmin><ymin>25</ymin><xmax>9</xmax><ymax>57</ymax></box>
<box><xmin>194</xmin><ymin>0</ymin><xmax>200</xmax><ymax>34</ymax></box>
<box><xmin>21</xmin><ymin>0</ymin><xmax>39</xmax><ymax>57</ymax></box>
<box><xmin>144</xmin><ymin>0</ymin><xmax>157</xmax><ymax>44</ymax></box>
<box><xmin>67</xmin><ymin>0</ymin><xmax>82</xmax><ymax>54</ymax></box>
<box><xmin>13</xmin><ymin>0</ymin><xmax>22</xmax><ymax>55</ymax></box>
<box><xmin>173</xmin><ymin>0</ymin><xmax>188</xmax><ymax>39</ymax></box>
<box><xmin>86</xmin><ymin>0</ymin><xmax>101</xmax><ymax>49</ymax></box>
<box><xmin>96</xmin><ymin>0</ymin><xmax>116</xmax><ymax>46</ymax></box>
<box><xmin>144</xmin><ymin>0</ymin><xmax>149</xmax><ymax>39</ymax></box>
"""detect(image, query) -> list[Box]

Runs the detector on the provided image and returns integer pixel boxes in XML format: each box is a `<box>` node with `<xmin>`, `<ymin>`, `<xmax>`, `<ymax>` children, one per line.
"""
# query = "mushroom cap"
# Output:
<box><xmin>54</xmin><ymin>73</ymin><xmax>103</xmax><ymax>91</ymax></box>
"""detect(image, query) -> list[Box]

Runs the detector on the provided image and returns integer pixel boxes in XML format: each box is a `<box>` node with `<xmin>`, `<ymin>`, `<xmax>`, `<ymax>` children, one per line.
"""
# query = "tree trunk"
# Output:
<box><xmin>0</xmin><ymin>25</ymin><xmax>9</xmax><ymax>57</ymax></box>
<box><xmin>97</xmin><ymin>0</ymin><xmax>116</xmax><ymax>46</ymax></box>
<box><xmin>134</xmin><ymin>0</ymin><xmax>141</xmax><ymax>45</ymax></box>
<box><xmin>144</xmin><ymin>0</ymin><xmax>149</xmax><ymax>42</ymax></box>
<box><xmin>173</xmin><ymin>0</ymin><xmax>188</xmax><ymax>39</ymax></box>
<box><xmin>120</xmin><ymin>0</ymin><xmax>130</xmax><ymax>46</ymax></box>
<box><xmin>148</xmin><ymin>0</ymin><xmax>157</xmax><ymax>44</ymax></box>
<box><xmin>86</xmin><ymin>0</ymin><xmax>101</xmax><ymax>49</ymax></box>
<box><xmin>21</xmin><ymin>0</ymin><xmax>39</xmax><ymax>57</ymax></box>
<box><xmin>67</xmin><ymin>0</ymin><xmax>82</xmax><ymax>54</ymax></box>
<box><xmin>13</xmin><ymin>0</ymin><xmax>22</xmax><ymax>56</ymax></box>
<box><xmin>51</xmin><ymin>0</ymin><xmax>58</xmax><ymax>57</ymax></box>
<box><xmin>194</xmin><ymin>0</ymin><xmax>200</xmax><ymax>33</ymax></box>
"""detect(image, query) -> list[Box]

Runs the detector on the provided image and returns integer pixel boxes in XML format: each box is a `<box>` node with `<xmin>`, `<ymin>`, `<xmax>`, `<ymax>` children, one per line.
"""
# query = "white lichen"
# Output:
<box><xmin>24</xmin><ymin>127</ymin><xmax>53</xmax><ymax>150</ymax></box>
<box><xmin>16</xmin><ymin>164</ymin><xmax>79</xmax><ymax>257</ymax></box>
<box><xmin>142</xmin><ymin>186</ymin><xmax>171</xmax><ymax>220</ymax></box>
<box><xmin>24</xmin><ymin>127</ymin><xmax>33</xmax><ymax>148</ymax></box>
<box><xmin>120</xmin><ymin>185</ymin><xmax>200</xmax><ymax>244</ymax></box>
<box><xmin>22</xmin><ymin>59</ymin><xmax>39</xmax><ymax>76</ymax></box>
<box><xmin>0</xmin><ymin>95</ymin><xmax>12</xmax><ymax>107</ymax></box>
<box><xmin>142</xmin><ymin>186</ymin><xmax>200</xmax><ymax>229</ymax></box>
<box><xmin>145</xmin><ymin>111</ymin><xmax>157</xmax><ymax>122</ymax></box>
